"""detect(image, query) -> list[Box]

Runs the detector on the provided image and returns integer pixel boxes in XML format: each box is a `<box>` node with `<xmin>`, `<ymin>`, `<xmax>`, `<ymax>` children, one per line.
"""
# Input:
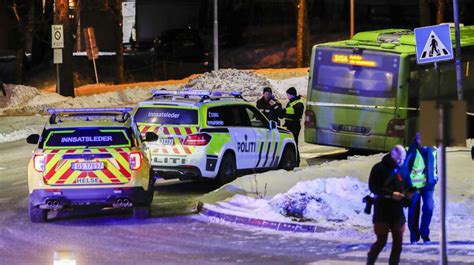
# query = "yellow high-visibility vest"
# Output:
<box><xmin>284</xmin><ymin>99</ymin><xmax>304</xmax><ymax>122</ymax></box>
<box><xmin>410</xmin><ymin>149</ymin><xmax>426</xmax><ymax>188</ymax></box>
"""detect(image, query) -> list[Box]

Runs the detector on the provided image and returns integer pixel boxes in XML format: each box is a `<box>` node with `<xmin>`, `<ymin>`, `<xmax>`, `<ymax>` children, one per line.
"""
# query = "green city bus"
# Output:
<box><xmin>304</xmin><ymin>25</ymin><xmax>474</xmax><ymax>151</ymax></box>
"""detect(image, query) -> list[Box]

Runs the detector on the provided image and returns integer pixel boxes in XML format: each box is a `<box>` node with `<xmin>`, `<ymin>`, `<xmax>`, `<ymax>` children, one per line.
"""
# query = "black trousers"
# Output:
<box><xmin>367</xmin><ymin>222</ymin><xmax>405</xmax><ymax>265</ymax></box>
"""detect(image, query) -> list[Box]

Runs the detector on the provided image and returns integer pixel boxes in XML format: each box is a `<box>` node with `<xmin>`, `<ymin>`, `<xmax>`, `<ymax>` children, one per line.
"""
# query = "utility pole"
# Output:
<box><xmin>54</xmin><ymin>0</ymin><xmax>74</xmax><ymax>97</ymax></box>
<box><xmin>453</xmin><ymin>0</ymin><xmax>463</xmax><ymax>100</ymax></box>
<box><xmin>213</xmin><ymin>0</ymin><xmax>218</xmax><ymax>71</ymax></box>
<box><xmin>350</xmin><ymin>0</ymin><xmax>354</xmax><ymax>37</ymax></box>
<box><xmin>113</xmin><ymin>0</ymin><xmax>124</xmax><ymax>84</ymax></box>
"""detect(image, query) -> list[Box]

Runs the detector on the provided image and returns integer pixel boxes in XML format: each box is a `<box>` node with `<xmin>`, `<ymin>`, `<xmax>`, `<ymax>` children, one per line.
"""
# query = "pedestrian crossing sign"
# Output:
<box><xmin>415</xmin><ymin>24</ymin><xmax>453</xmax><ymax>64</ymax></box>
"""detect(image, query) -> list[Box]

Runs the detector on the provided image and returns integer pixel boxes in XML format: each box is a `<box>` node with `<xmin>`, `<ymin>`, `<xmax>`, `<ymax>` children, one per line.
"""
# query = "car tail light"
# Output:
<box><xmin>129</xmin><ymin>152</ymin><xmax>143</xmax><ymax>170</ymax></box>
<box><xmin>33</xmin><ymin>154</ymin><xmax>45</xmax><ymax>172</ymax></box>
<box><xmin>183</xmin><ymin>133</ymin><xmax>211</xmax><ymax>146</ymax></box>
<box><xmin>304</xmin><ymin>109</ymin><xmax>317</xmax><ymax>128</ymax></box>
<box><xmin>386</xmin><ymin>119</ymin><xmax>406</xmax><ymax>137</ymax></box>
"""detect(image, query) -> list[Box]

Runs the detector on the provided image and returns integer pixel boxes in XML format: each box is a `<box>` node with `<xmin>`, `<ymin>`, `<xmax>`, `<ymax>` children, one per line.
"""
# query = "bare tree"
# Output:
<box><xmin>10</xmin><ymin>0</ymin><xmax>34</xmax><ymax>83</ymax></box>
<box><xmin>297</xmin><ymin>0</ymin><xmax>310</xmax><ymax>67</ymax></box>
<box><xmin>437</xmin><ymin>0</ymin><xmax>447</xmax><ymax>24</ymax></box>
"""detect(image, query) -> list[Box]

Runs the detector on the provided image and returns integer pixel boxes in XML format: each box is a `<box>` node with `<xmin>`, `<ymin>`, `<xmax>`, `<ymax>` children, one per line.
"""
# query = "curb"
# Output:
<box><xmin>198</xmin><ymin>202</ymin><xmax>334</xmax><ymax>233</ymax></box>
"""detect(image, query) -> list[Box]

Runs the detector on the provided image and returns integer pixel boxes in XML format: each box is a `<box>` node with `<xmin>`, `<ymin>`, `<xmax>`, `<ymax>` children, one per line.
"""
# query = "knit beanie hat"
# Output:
<box><xmin>263</xmin><ymin>87</ymin><xmax>272</xmax><ymax>93</ymax></box>
<box><xmin>286</xmin><ymin>87</ymin><xmax>297</xmax><ymax>96</ymax></box>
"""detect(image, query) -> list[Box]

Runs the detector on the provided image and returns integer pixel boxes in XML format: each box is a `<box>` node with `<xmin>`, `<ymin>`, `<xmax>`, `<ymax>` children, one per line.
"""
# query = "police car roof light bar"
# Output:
<box><xmin>47</xmin><ymin>107</ymin><xmax>133</xmax><ymax>114</ymax></box>
<box><xmin>152</xmin><ymin>89</ymin><xmax>212</xmax><ymax>97</ymax></box>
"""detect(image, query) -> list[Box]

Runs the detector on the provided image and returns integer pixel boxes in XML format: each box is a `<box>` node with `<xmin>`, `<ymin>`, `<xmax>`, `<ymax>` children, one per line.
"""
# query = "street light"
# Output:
<box><xmin>53</xmin><ymin>250</ymin><xmax>76</xmax><ymax>265</ymax></box>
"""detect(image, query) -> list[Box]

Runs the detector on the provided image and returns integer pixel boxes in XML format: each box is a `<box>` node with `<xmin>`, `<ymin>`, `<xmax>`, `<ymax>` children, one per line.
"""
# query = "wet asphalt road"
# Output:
<box><xmin>1</xmin><ymin>139</ymin><xmax>473</xmax><ymax>265</ymax></box>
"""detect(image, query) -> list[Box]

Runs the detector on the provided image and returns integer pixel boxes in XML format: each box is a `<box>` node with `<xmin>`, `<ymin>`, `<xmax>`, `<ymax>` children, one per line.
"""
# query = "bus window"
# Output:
<box><xmin>312</xmin><ymin>48</ymin><xmax>399</xmax><ymax>98</ymax></box>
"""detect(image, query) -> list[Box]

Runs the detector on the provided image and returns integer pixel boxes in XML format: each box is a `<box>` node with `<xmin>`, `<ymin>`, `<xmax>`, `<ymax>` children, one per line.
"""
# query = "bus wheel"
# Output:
<box><xmin>278</xmin><ymin>145</ymin><xmax>297</xmax><ymax>171</ymax></box>
<box><xmin>215</xmin><ymin>153</ymin><xmax>236</xmax><ymax>186</ymax></box>
<box><xmin>29</xmin><ymin>200</ymin><xmax>47</xmax><ymax>223</ymax></box>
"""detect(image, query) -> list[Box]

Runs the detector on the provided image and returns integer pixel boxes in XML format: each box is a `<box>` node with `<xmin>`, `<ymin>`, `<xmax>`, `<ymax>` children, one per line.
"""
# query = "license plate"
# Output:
<box><xmin>76</xmin><ymin>176</ymin><xmax>101</xmax><ymax>184</ymax></box>
<box><xmin>71</xmin><ymin>162</ymin><xmax>104</xmax><ymax>171</ymax></box>
<box><xmin>157</xmin><ymin>138</ymin><xmax>174</xmax><ymax>145</ymax></box>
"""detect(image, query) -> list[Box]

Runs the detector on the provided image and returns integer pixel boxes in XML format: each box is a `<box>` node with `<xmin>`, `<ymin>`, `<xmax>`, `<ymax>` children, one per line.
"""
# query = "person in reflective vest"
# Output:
<box><xmin>281</xmin><ymin>87</ymin><xmax>304</xmax><ymax>165</ymax></box>
<box><xmin>404</xmin><ymin>132</ymin><xmax>437</xmax><ymax>244</ymax></box>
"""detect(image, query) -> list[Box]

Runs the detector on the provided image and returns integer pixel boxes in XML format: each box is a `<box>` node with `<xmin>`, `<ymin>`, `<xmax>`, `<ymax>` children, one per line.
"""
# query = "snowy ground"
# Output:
<box><xmin>200</xmin><ymin>150</ymin><xmax>474</xmax><ymax>251</ymax></box>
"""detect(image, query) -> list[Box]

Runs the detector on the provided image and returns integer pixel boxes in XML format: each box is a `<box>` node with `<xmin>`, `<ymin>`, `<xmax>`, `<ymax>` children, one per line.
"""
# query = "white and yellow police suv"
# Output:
<box><xmin>26</xmin><ymin>108</ymin><xmax>157</xmax><ymax>222</ymax></box>
<box><xmin>134</xmin><ymin>90</ymin><xmax>297</xmax><ymax>186</ymax></box>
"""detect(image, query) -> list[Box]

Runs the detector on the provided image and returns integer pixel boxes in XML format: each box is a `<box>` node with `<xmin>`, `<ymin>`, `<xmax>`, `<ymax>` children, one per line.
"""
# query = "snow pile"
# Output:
<box><xmin>0</xmin><ymin>85</ymin><xmax>176</xmax><ymax>115</ymax></box>
<box><xmin>0</xmin><ymin>84</ymin><xmax>41</xmax><ymax>109</ymax></box>
<box><xmin>184</xmin><ymin>69</ymin><xmax>275</xmax><ymax>100</ymax></box>
<box><xmin>0</xmin><ymin>128</ymin><xmax>39</xmax><ymax>143</ymax></box>
<box><xmin>260</xmin><ymin>177</ymin><xmax>371</xmax><ymax>226</ymax></box>
<box><xmin>268</xmin><ymin>76</ymin><xmax>308</xmax><ymax>98</ymax></box>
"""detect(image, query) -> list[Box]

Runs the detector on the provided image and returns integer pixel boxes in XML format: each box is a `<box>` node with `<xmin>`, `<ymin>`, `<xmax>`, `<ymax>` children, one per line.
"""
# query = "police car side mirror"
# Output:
<box><xmin>144</xmin><ymin>132</ymin><xmax>158</xmax><ymax>142</ymax></box>
<box><xmin>269</xmin><ymin>120</ymin><xmax>277</xmax><ymax>130</ymax></box>
<box><xmin>26</xmin><ymin>134</ymin><xmax>40</xmax><ymax>144</ymax></box>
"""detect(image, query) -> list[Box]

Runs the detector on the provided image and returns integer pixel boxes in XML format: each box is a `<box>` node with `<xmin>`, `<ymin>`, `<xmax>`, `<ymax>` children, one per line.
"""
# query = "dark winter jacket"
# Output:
<box><xmin>256</xmin><ymin>96</ymin><xmax>282</xmax><ymax>125</ymax></box>
<box><xmin>369</xmin><ymin>154</ymin><xmax>413</xmax><ymax>225</ymax></box>
<box><xmin>281</xmin><ymin>95</ymin><xmax>304</xmax><ymax>128</ymax></box>
<box><xmin>404</xmin><ymin>139</ymin><xmax>437</xmax><ymax>190</ymax></box>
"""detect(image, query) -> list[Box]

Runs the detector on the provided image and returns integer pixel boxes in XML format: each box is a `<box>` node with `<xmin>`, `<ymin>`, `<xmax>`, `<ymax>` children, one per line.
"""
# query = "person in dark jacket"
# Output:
<box><xmin>256</xmin><ymin>87</ymin><xmax>282</xmax><ymax>125</ymax></box>
<box><xmin>404</xmin><ymin>132</ymin><xmax>437</xmax><ymax>244</ymax></box>
<box><xmin>367</xmin><ymin>145</ymin><xmax>414</xmax><ymax>265</ymax></box>
<box><xmin>281</xmin><ymin>87</ymin><xmax>304</xmax><ymax>145</ymax></box>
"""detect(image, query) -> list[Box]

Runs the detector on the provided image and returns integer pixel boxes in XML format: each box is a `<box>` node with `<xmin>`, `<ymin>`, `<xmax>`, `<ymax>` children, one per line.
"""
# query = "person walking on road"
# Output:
<box><xmin>404</xmin><ymin>132</ymin><xmax>437</xmax><ymax>244</ymax></box>
<box><xmin>367</xmin><ymin>145</ymin><xmax>414</xmax><ymax>265</ymax></box>
<box><xmin>256</xmin><ymin>87</ymin><xmax>282</xmax><ymax>126</ymax></box>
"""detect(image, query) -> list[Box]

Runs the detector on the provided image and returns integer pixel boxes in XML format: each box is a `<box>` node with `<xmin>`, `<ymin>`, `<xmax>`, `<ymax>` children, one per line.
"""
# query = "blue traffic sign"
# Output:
<box><xmin>415</xmin><ymin>24</ymin><xmax>453</xmax><ymax>64</ymax></box>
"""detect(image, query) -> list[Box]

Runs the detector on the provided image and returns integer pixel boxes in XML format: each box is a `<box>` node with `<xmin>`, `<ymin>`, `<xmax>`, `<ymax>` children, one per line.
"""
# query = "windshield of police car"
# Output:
<box><xmin>43</xmin><ymin>128</ymin><xmax>132</xmax><ymax>148</ymax></box>
<box><xmin>134</xmin><ymin>107</ymin><xmax>198</xmax><ymax>125</ymax></box>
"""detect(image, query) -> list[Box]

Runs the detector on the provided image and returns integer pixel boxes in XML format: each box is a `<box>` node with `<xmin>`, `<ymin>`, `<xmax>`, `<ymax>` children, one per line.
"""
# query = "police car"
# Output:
<box><xmin>26</xmin><ymin>108</ymin><xmax>156</xmax><ymax>222</ymax></box>
<box><xmin>134</xmin><ymin>90</ymin><xmax>298</xmax><ymax>186</ymax></box>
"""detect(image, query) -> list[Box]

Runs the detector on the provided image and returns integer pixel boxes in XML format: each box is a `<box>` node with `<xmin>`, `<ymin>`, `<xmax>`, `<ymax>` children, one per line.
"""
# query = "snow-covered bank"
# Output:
<box><xmin>1</xmin><ymin>69</ymin><xmax>308</xmax><ymax>116</ymax></box>
<box><xmin>200</xmin><ymin>150</ymin><xmax>474</xmax><ymax>243</ymax></box>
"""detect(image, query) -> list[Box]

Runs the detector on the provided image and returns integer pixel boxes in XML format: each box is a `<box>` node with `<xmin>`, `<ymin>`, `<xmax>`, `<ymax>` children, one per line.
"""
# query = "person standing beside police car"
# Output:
<box><xmin>256</xmin><ymin>87</ymin><xmax>282</xmax><ymax>126</ymax></box>
<box><xmin>281</xmin><ymin>87</ymin><xmax>304</xmax><ymax>146</ymax></box>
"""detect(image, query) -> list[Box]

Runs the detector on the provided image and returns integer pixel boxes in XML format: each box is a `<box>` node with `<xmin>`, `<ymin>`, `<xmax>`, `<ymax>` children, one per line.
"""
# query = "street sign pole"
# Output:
<box><xmin>437</xmin><ymin>102</ymin><xmax>448</xmax><ymax>265</ymax></box>
<box><xmin>433</xmin><ymin>61</ymin><xmax>448</xmax><ymax>265</ymax></box>
<box><xmin>415</xmin><ymin>24</ymin><xmax>455</xmax><ymax>265</ymax></box>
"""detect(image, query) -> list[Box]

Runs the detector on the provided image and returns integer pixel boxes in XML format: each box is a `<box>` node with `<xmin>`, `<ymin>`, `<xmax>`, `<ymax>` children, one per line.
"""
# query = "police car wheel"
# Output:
<box><xmin>144</xmin><ymin>175</ymin><xmax>156</xmax><ymax>205</ymax></box>
<box><xmin>215</xmin><ymin>153</ymin><xmax>236</xmax><ymax>186</ymax></box>
<box><xmin>132</xmin><ymin>205</ymin><xmax>151</xmax><ymax>219</ymax></box>
<box><xmin>278</xmin><ymin>145</ymin><xmax>297</xmax><ymax>171</ymax></box>
<box><xmin>29</xmin><ymin>201</ymin><xmax>47</xmax><ymax>223</ymax></box>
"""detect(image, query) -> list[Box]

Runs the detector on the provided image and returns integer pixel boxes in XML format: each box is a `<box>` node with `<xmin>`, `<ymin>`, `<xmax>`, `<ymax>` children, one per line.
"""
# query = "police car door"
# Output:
<box><xmin>228</xmin><ymin>105</ymin><xmax>257</xmax><ymax>169</ymax></box>
<box><xmin>243</xmin><ymin>105</ymin><xmax>280</xmax><ymax>169</ymax></box>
